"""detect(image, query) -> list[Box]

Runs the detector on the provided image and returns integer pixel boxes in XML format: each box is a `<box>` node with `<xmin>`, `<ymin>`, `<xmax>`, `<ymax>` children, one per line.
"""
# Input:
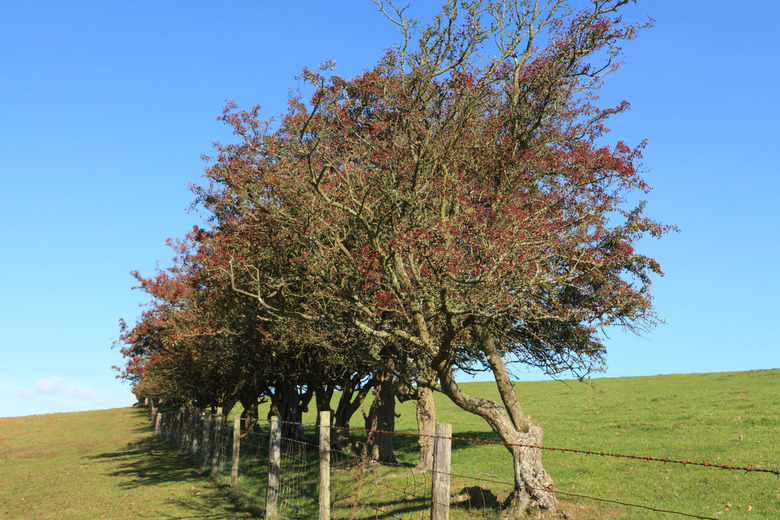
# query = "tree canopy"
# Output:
<box><xmin>117</xmin><ymin>1</ymin><xmax>671</xmax><ymax>516</ymax></box>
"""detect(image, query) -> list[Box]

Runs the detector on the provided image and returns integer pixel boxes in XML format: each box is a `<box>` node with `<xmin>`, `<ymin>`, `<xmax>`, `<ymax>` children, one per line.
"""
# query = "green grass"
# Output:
<box><xmin>511</xmin><ymin>370</ymin><xmax>780</xmax><ymax>519</ymax></box>
<box><xmin>2</xmin><ymin>370</ymin><xmax>779</xmax><ymax>519</ymax></box>
<box><xmin>233</xmin><ymin>369</ymin><xmax>780</xmax><ymax>519</ymax></box>
<box><xmin>0</xmin><ymin>406</ymin><xmax>259</xmax><ymax>519</ymax></box>
<box><xmin>427</xmin><ymin>370</ymin><xmax>779</xmax><ymax>519</ymax></box>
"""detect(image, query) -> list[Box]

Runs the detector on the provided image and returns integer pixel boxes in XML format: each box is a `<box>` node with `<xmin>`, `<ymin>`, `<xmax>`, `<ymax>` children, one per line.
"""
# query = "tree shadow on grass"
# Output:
<box><xmin>450</xmin><ymin>485</ymin><xmax>504</xmax><ymax>517</ymax></box>
<box><xmin>89</xmin><ymin>435</ymin><xmax>199</xmax><ymax>486</ymax></box>
<box><xmin>89</xmin><ymin>425</ymin><xmax>261</xmax><ymax>519</ymax></box>
<box><xmin>102</xmin><ymin>414</ymin><xmax>531</xmax><ymax>519</ymax></box>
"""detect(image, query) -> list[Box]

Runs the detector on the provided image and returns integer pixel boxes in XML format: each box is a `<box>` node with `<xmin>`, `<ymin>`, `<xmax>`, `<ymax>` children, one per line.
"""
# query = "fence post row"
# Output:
<box><xmin>231</xmin><ymin>415</ymin><xmax>241</xmax><ymax>487</ymax></box>
<box><xmin>266</xmin><ymin>415</ymin><xmax>281</xmax><ymax>519</ymax></box>
<box><xmin>319</xmin><ymin>411</ymin><xmax>331</xmax><ymax>520</ymax></box>
<box><xmin>148</xmin><ymin>405</ymin><xmax>459</xmax><ymax>520</ymax></box>
<box><xmin>431</xmin><ymin>423</ymin><xmax>453</xmax><ymax>520</ymax></box>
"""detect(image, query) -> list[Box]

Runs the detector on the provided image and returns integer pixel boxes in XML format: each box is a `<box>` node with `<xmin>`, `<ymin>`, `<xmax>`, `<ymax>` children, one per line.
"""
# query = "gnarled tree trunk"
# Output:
<box><xmin>269</xmin><ymin>381</ymin><xmax>313</xmax><ymax>441</ymax></box>
<box><xmin>333</xmin><ymin>374</ymin><xmax>376</xmax><ymax>447</ymax></box>
<box><xmin>364</xmin><ymin>373</ymin><xmax>397</xmax><ymax>463</ymax></box>
<box><xmin>500</xmin><ymin>424</ymin><xmax>555</xmax><ymax>518</ymax></box>
<box><xmin>415</xmin><ymin>385</ymin><xmax>436</xmax><ymax>470</ymax></box>
<box><xmin>239</xmin><ymin>394</ymin><xmax>260</xmax><ymax>434</ymax></box>
<box><xmin>432</xmin><ymin>327</ymin><xmax>556</xmax><ymax>518</ymax></box>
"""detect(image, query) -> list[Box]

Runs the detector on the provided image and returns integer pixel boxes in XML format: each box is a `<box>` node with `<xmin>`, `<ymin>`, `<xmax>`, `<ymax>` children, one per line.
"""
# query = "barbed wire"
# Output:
<box><xmin>278</xmin><ymin>419</ymin><xmax>736</xmax><ymax>519</ymax></box>
<box><xmin>291</xmin><ymin>422</ymin><xmax>780</xmax><ymax>477</ymax></box>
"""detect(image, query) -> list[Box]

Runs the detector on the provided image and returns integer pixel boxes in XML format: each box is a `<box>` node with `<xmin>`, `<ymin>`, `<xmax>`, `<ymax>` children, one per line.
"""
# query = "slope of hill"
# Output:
<box><xmin>0</xmin><ymin>406</ymin><xmax>258</xmax><ymax>519</ymax></box>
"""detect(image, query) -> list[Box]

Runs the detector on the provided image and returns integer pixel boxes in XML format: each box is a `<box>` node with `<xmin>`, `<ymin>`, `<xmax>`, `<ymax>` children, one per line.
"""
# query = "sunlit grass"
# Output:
<box><xmin>234</xmin><ymin>369</ymin><xmax>780</xmax><ymax>519</ymax></box>
<box><xmin>0</xmin><ymin>406</ymin><xmax>259</xmax><ymax>519</ymax></box>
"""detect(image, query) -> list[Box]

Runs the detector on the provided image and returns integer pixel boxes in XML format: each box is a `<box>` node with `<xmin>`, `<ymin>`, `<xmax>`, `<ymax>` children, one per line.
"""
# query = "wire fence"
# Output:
<box><xmin>147</xmin><ymin>402</ymin><xmax>775</xmax><ymax>520</ymax></box>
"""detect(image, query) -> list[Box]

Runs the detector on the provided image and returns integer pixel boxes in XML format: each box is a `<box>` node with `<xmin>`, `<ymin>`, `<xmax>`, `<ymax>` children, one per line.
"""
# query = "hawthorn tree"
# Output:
<box><xmin>187</xmin><ymin>0</ymin><xmax>672</xmax><ymax>516</ymax></box>
<box><xmin>116</xmin><ymin>230</ymin><xmax>254</xmax><ymax>413</ymax></box>
<box><xmin>193</xmin><ymin>124</ymin><xmax>411</xmax><ymax>453</ymax></box>
<box><xmin>118</xmin><ymin>219</ymin><xmax>379</xmax><ymax>438</ymax></box>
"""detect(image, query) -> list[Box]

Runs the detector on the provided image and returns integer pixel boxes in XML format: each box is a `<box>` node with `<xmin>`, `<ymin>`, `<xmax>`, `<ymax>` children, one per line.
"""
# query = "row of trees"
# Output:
<box><xmin>116</xmin><ymin>1</ymin><xmax>670</xmax><ymax>516</ymax></box>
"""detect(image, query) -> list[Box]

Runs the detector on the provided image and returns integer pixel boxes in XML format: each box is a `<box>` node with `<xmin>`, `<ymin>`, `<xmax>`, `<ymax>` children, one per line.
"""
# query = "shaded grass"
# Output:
<box><xmin>0</xmin><ymin>406</ymin><xmax>259</xmax><ymax>519</ymax></box>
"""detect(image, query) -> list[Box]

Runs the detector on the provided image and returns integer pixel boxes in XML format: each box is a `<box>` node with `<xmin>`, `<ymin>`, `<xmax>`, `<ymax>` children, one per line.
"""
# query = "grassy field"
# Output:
<box><xmin>0</xmin><ymin>406</ymin><xmax>259</xmax><ymax>519</ymax></box>
<box><xmin>234</xmin><ymin>369</ymin><xmax>780</xmax><ymax>519</ymax></box>
<box><xmin>2</xmin><ymin>369</ymin><xmax>779</xmax><ymax>519</ymax></box>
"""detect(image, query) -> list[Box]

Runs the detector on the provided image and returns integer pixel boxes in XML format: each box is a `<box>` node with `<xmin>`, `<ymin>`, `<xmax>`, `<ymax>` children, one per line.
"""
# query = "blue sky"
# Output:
<box><xmin>1</xmin><ymin>0</ymin><xmax>778</xmax><ymax>418</ymax></box>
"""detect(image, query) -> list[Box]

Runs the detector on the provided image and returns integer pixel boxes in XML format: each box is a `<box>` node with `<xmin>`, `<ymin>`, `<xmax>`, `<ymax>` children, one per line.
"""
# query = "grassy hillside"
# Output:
<box><xmin>0</xmin><ymin>406</ymin><xmax>258</xmax><ymax>519</ymax></box>
<box><xmin>2</xmin><ymin>369</ymin><xmax>778</xmax><ymax>519</ymax></box>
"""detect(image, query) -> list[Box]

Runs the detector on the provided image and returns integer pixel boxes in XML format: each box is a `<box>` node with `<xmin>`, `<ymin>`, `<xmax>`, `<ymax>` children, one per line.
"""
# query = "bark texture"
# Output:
<box><xmin>415</xmin><ymin>385</ymin><xmax>436</xmax><ymax>470</ymax></box>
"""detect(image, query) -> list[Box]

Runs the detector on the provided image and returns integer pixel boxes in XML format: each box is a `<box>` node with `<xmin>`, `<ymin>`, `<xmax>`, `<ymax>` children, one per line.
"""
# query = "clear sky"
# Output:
<box><xmin>1</xmin><ymin>1</ymin><xmax>778</xmax><ymax>418</ymax></box>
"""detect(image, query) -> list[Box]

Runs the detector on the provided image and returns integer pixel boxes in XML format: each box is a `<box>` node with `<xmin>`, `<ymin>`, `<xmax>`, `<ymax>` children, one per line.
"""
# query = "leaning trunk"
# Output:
<box><xmin>334</xmin><ymin>374</ymin><xmax>376</xmax><ymax>428</ymax></box>
<box><xmin>432</xmin><ymin>329</ymin><xmax>556</xmax><ymax>518</ymax></box>
<box><xmin>436</xmin><ymin>382</ymin><xmax>555</xmax><ymax>517</ymax></box>
<box><xmin>479</xmin><ymin>327</ymin><xmax>556</xmax><ymax>516</ymax></box>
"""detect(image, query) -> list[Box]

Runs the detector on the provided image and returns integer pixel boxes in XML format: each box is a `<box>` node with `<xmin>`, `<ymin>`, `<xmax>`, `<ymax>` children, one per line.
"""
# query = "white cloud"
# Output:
<box><xmin>19</xmin><ymin>376</ymin><xmax>107</xmax><ymax>404</ymax></box>
<box><xmin>0</xmin><ymin>377</ymin><xmax>136</xmax><ymax>418</ymax></box>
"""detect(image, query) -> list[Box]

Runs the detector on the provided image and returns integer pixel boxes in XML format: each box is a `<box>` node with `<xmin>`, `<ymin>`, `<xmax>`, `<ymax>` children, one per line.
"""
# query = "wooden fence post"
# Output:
<box><xmin>430</xmin><ymin>423</ymin><xmax>452</xmax><ymax>520</ymax></box>
<box><xmin>181</xmin><ymin>408</ymin><xmax>188</xmax><ymax>447</ymax></box>
<box><xmin>191</xmin><ymin>409</ymin><xmax>200</xmax><ymax>456</ymax></box>
<box><xmin>319</xmin><ymin>411</ymin><xmax>331</xmax><ymax>520</ymax></box>
<box><xmin>202</xmin><ymin>410</ymin><xmax>211</xmax><ymax>464</ymax></box>
<box><xmin>187</xmin><ymin>409</ymin><xmax>194</xmax><ymax>449</ymax></box>
<box><xmin>176</xmin><ymin>409</ymin><xmax>183</xmax><ymax>444</ymax></box>
<box><xmin>186</xmin><ymin>408</ymin><xmax>192</xmax><ymax>447</ymax></box>
<box><xmin>211</xmin><ymin>414</ymin><xmax>222</xmax><ymax>476</ymax></box>
<box><xmin>231</xmin><ymin>415</ymin><xmax>241</xmax><ymax>487</ymax></box>
<box><xmin>266</xmin><ymin>415</ymin><xmax>281</xmax><ymax>519</ymax></box>
<box><xmin>154</xmin><ymin>413</ymin><xmax>161</xmax><ymax>436</ymax></box>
